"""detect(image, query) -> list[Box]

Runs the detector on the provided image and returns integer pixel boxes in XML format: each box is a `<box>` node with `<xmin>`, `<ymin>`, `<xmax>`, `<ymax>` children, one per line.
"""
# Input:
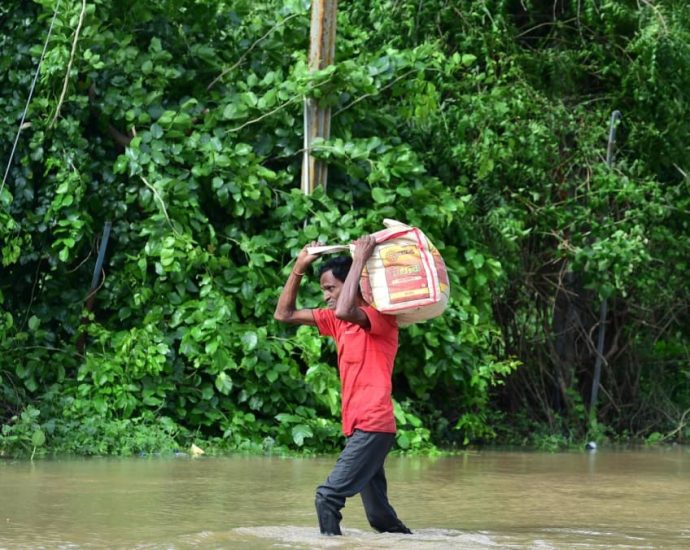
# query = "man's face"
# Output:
<box><xmin>320</xmin><ymin>270</ymin><xmax>343</xmax><ymax>310</ymax></box>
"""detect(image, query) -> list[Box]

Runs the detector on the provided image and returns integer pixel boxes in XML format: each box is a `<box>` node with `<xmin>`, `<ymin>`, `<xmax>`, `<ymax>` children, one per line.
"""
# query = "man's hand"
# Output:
<box><xmin>352</xmin><ymin>235</ymin><xmax>377</xmax><ymax>263</ymax></box>
<box><xmin>295</xmin><ymin>240</ymin><xmax>324</xmax><ymax>272</ymax></box>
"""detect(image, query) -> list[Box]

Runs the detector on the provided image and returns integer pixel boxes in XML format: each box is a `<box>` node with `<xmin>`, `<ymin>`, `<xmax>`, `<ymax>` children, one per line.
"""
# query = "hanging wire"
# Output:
<box><xmin>1</xmin><ymin>0</ymin><xmax>62</xmax><ymax>198</ymax></box>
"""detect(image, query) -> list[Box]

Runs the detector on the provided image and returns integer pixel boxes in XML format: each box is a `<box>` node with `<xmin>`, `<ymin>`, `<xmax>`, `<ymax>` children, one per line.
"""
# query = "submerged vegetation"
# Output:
<box><xmin>1</xmin><ymin>0</ymin><xmax>689</xmax><ymax>457</ymax></box>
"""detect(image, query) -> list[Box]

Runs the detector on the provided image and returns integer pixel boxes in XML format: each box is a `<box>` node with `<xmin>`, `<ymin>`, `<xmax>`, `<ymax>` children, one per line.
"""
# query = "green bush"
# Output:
<box><xmin>1</xmin><ymin>0</ymin><xmax>689</xmax><ymax>456</ymax></box>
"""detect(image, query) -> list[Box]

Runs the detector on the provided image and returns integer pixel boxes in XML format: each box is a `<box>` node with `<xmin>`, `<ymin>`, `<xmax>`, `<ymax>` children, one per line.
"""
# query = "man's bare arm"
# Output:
<box><xmin>274</xmin><ymin>242</ymin><xmax>321</xmax><ymax>326</ymax></box>
<box><xmin>334</xmin><ymin>235</ymin><xmax>376</xmax><ymax>329</ymax></box>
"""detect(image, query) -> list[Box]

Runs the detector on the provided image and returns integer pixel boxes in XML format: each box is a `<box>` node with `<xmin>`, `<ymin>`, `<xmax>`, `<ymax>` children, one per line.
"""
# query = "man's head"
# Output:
<box><xmin>319</xmin><ymin>256</ymin><xmax>352</xmax><ymax>310</ymax></box>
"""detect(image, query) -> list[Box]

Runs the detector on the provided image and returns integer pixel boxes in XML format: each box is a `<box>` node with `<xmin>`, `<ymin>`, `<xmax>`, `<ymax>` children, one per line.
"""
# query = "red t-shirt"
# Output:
<box><xmin>313</xmin><ymin>306</ymin><xmax>398</xmax><ymax>436</ymax></box>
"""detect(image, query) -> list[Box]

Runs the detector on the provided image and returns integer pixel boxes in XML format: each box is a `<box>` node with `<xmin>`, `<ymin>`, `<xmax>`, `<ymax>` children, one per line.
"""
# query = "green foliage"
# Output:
<box><xmin>49</xmin><ymin>413</ymin><xmax>186</xmax><ymax>457</ymax></box>
<box><xmin>0</xmin><ymin>406</ymin><xmax>47</xmax><ymax>458</ymax></box>
<box><xmin>1</xmin><ymin>0</ymin><xmax>690</xmax><ymax>457</ymax></box>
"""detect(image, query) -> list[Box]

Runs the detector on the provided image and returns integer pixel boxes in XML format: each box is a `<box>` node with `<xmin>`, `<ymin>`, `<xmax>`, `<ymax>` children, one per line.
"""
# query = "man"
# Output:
<box><xmin>274</xmin><ymin>235</ymin><xmax>412</xmax><ymax>536</ymax></box>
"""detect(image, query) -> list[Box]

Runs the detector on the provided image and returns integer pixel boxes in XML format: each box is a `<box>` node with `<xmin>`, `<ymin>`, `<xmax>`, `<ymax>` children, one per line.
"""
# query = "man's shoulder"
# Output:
<box><xmin>360</xmin><ymin>305</ymin><xmax>398</xmax><ymax>336</ymax></box>
<box><xmin>361</xmin><ymin>305</ymin><xmax>397</xmax><ymax>324</ymax></box>
<box><xmin>314</xmin><ymin>308</ymin><xmax>335</xmax><ymax>318</ymax></box>
<box><xmin>312</xmin><ymin>308</ymin><xmax>336</xmax><ymax>325</ymax></box>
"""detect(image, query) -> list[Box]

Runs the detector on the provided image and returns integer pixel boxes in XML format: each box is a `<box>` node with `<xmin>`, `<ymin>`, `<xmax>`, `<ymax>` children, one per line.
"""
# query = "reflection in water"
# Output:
<box><xmin>1</xmin><ymin>449</ymin><xmax>689</xmax><ymax>548</ymax></box>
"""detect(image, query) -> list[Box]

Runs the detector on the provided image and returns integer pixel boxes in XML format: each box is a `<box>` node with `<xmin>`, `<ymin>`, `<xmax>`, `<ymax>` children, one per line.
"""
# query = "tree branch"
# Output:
<box><xmin>51</xmin><ymin>0</ymin><xmax>87</xmax><ymax>126</ymax></box>
<box><xmin>207</xmin><ymin>12</ymin><xmax>301</xmax><ymax>91</ymax></box>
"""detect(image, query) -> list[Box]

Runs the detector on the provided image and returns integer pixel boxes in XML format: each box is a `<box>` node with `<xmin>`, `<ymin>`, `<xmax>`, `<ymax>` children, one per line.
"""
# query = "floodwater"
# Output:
<box><xmin>1</xmin><ymin>448</ymin><xmax>689</xmax><ymax>549</ymax></box>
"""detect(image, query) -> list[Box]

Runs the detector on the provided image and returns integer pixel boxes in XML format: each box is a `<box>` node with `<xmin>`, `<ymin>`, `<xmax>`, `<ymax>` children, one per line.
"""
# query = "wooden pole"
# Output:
<box><xmin>301</xmin><ymin>0</ymin><xmax>337</xmax><ymax>195</ymax></box>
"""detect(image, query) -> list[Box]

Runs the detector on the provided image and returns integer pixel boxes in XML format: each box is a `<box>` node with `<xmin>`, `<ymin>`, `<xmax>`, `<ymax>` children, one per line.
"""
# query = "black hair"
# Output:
<box><xmin>318</xmin><ymin>256</ymin><xmax>352</xmax><ymax>283</ymax></box>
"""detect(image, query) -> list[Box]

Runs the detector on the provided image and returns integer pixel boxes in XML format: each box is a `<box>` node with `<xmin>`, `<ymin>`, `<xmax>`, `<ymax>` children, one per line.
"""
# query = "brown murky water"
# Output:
<box><xmin>1</xmin><ymin>448</ymin><xmax>689</xmax><ymax>548</ymax></box>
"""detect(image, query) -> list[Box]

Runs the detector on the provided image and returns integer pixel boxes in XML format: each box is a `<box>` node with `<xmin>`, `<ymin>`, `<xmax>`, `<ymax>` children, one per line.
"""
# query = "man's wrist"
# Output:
<box><xmin>294</xmin><ymin>260</ymin><xmax>310</xmax><ymax>274</ymax></box>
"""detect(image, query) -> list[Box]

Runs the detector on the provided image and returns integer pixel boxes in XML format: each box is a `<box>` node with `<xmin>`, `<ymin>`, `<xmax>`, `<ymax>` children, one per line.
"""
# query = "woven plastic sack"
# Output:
<box><xmin>308</xmin><ymin>219</ymin><xmax>450</xmax><ymax>324</ymax></box>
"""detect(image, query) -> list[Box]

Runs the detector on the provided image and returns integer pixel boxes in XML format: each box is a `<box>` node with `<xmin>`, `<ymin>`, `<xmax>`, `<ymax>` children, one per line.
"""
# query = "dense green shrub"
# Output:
<box><xmin>1</xmin><ymin>0</ymin><xmax>689</xmax><ymax>456</ymax></box>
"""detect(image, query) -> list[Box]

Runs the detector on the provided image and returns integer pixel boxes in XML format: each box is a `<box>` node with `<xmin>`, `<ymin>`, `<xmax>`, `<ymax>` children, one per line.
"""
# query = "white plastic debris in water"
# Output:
<box><xmin>190</xmin><ymin>443</ymin><xmax>205</xmax><ymax>457</ymax></box>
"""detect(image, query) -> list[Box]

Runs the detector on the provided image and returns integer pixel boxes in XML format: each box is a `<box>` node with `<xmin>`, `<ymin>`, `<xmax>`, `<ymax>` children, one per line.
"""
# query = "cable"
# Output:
<box><xmin>1</xmin><ymin>0</ymin><xmax>61</xmax><ymax>198</ymax></box>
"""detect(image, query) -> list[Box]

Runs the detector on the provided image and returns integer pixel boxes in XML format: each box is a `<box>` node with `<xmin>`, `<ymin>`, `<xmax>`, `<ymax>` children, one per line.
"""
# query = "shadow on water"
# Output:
<box><xmin>1</xmin><ymin>448</ymin><xmax>690</xmax><ymax>548</ymax></box>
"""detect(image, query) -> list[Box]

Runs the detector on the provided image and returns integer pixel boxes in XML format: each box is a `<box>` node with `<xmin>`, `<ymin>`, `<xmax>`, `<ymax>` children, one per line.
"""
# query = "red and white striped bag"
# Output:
<box><xmin>308</xmin><ymin>219</ymin><xmax>450</xmax><ymax>324</ymax></box>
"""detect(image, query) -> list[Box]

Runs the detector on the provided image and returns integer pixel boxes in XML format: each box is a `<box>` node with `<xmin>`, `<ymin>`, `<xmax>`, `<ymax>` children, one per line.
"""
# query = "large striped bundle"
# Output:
<box><xmin>309</xmin><ymin>220</ymin><xmax>450</xmax><ymax>325</ymax></box>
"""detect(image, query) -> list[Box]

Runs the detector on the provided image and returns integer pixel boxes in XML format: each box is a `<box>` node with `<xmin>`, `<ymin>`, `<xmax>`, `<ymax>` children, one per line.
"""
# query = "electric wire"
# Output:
<box><xmin>1</xmin><ymin>0</ymin><xmax>62</xmax><ymax>198</ymax></box>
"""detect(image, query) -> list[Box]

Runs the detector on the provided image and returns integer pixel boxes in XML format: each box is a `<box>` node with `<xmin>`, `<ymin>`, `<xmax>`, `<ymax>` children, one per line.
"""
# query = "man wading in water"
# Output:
<box><xmin>274</xmin><ymin>235</ymin><xmax>412</xmax><ymax>536</ymax></box>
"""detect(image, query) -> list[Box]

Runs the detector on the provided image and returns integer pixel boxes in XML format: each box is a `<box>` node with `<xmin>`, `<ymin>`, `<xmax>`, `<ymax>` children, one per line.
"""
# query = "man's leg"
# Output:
<box><xmin>361</xmin><ymin>466</ymin><xmax>412</xmax><ymax>534</ymax></box>
<box><xmin>315</xmin><ymin>431</ymin><xmax>394</xmax><ymax>535</ymax></box>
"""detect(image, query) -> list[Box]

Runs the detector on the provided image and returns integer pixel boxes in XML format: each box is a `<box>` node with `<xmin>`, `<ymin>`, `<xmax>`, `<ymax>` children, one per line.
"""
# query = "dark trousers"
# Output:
<box><xmin>315</xmin><ymin>430</ymin><xmax>411</xmax><ymax>535</ymax></box>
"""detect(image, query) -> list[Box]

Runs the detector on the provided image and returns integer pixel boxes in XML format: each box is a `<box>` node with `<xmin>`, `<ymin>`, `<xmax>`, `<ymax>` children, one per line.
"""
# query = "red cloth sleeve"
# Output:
<box><xmin>313</xmin><ymin>309</ymin><xmax>336</xmax><ymax>337</ymax></box>
<box><xmin>361</xmin><ymin>306</ymin><xmax>397</xmax><ymax>336</ymax></box>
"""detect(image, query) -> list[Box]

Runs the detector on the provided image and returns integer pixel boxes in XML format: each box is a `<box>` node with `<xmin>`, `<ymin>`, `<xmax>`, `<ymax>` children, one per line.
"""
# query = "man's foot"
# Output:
<box><xmin>380</xmin><ymin>522</ymin><xmax>412</xmax><ymax>534</ymax></box>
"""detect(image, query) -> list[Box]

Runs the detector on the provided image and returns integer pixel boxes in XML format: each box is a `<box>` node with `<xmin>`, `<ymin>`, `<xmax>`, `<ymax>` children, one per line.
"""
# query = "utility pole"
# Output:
<box><xmin>301</xmin><ymin>0</ymin><xmax>337</xmax><ymax>195</ymax></box>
